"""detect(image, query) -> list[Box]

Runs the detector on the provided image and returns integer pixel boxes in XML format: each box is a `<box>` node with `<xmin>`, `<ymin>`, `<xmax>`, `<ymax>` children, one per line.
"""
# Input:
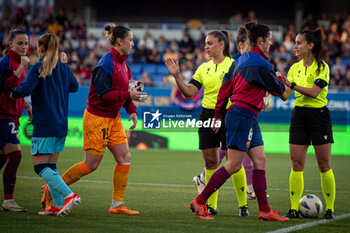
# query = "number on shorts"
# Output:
<box><xmin>8</xmin><ymin>122</ymin><xmax>18</xmax><ymax>134</ymax></box>
<box><xmin>102</xmin><ymin>128</ymin><xmax>109</xmax><ymax>140</ymax></box>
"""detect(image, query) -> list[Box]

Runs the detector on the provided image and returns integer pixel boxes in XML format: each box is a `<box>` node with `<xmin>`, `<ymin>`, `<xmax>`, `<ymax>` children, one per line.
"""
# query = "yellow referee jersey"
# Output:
<box><xmin>287</xmin><ymin>59</ymin><xmax>330</xmax><ymax>108</ymax></box>
<box><xmin>192</xmin><ymin>56</ymin><xmax>234</xmax><ymax>109</ymax></box>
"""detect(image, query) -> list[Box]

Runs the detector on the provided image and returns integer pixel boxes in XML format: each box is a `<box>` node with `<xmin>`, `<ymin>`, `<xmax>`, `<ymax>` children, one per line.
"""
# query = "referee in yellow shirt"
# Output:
<box><xmin>165</xmin><ymin>30</ymin><xmax>248</xmax><ymax>217</ymax></box>
<box><xmin>283</xmin><ymin>29</ymin><xmax>335</xmax><ymax>220</ymax></box>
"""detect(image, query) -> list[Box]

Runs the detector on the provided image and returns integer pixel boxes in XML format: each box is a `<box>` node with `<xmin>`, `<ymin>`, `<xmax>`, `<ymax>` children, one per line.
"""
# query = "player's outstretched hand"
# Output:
<box><xmin>130</xmin><ymin>86</ymin><xmax>147</xmax><ymax>102</ymax></box>
<box><xmin>165</xmin><ymin>58</ymin><xmax>180</xmax><ymax>77</ymax></box>
<box><xmin>60</xmin><ymin>52</ymin><xmax>68</xmax><ymax>63</ymax></box>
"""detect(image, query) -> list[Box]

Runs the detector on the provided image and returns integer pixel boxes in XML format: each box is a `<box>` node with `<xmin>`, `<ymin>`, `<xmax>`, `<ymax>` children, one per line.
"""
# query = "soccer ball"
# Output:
<box><xmin>299</xmin><ymin>194</ymin><xmax>323</xmax><ymax>218</ymax></box>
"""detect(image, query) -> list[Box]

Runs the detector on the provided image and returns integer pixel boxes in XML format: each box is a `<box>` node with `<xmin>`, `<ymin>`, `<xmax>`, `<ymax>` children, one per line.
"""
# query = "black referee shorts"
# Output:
<box><xmin>289</xmin><ymin>106</ymin><xmax>334</xmax><ymax>145</ymax></box>
<box><xmin>198</xmin><ymin>108</ymin><xmax>227</xmax><ymax>150</ymax></box>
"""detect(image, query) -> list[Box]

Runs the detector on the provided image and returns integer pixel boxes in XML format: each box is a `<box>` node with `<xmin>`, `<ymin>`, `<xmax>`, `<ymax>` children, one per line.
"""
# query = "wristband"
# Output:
<box><xmin>290</xmin><ymin>82</ymin><xmax>296</xmax><ymax>89</ymax></box>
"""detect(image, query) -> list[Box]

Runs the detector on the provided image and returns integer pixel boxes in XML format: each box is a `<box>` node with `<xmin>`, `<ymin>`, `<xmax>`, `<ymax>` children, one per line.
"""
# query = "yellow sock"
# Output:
<box><xmin>289</xmin><ymin>169</ymin><xmax>304</xmax><ymax>210</ymax></box>
<box><xmin>206</xmin><ymin>168</ymin><xmax>218</xmax><ymax>210</ymax></box>
<box><xmin>61</xmin><ymin>161</ymin><xmax>92</xmax><ymax>185</ymax></box>
<box><xmin>320</xmin><ymin>169</ymin><xmax>336</xmax><ymax>211</ymax></box>
<box><xmin>231</xmin><ymin>167</ymin><xmax>247</xmax><ymax>207</ymax></box>
<box><xmin>112</xmin><ymin>163</ymin><xmax>130</xmax><ymax>202</ymax></box>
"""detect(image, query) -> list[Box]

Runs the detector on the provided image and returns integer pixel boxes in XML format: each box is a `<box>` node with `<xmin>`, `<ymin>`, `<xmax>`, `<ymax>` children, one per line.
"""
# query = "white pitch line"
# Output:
<box><xmin>266</xmin><ymin>213</ymin><xmax>350</xmax><ymax>233</ymax></box>
<box><xmin>12</xmin><ymin>175</ymin><xmax>350</xmax><ymax>194</ymax></box>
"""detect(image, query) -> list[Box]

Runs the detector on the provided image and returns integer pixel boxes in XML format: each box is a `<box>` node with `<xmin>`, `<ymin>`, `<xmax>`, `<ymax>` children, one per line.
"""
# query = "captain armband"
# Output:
<box><xmin>314</xmin><ymin>79</ymin><xmax>328</xmax><ymax>88</ymax></box>
<box><xmin>189</xmin><ymin>78</ymin><xmax>202</xmax><ymax>90</ymax></box>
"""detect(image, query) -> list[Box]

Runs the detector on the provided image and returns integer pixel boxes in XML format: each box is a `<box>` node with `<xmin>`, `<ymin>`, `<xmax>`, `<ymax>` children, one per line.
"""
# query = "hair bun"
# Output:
<box><xmin>245</xmin><ymin>21</ymin><xmax>258</xmax><ymax>30</ymax></box>
<box><xmin>104</xmin><ymin>25</ymin><xmax>111</xmax><ymax>31</ymax></box>
<box><xmin>104</xmin><ymin>23</ymin><xmax>116</xmax><ymax>32</ymax></box>
<box><xmin>238</xmin><ymin>26</ymin><xmax>246</xmax><ymax>34</ymax></box>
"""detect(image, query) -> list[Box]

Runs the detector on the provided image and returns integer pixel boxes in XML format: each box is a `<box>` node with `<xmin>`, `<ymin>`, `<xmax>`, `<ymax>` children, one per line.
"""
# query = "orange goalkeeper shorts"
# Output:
<box><xmin>83</xmin><ymin>110</ymin><xmax>128</xmax><ymax>156</ymax></box>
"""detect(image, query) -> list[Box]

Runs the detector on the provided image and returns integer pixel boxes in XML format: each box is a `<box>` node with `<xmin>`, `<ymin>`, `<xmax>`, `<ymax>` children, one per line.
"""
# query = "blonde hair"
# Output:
<box><xmin>104</xmin><ymin>23</ymin><xmax>131</xmax><ymax>46</ymax></box>
<box><xmin>38</xmin><ymin>33</ymin><xmax>59</xmax><ymax>78</ymax></box>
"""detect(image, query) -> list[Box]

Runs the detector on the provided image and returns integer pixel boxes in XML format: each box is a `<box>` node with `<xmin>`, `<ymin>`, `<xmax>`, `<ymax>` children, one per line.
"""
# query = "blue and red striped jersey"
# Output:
<box><xmin>86</xmin><ymin>47</ymin><xmax>136</xmax><ymax>118</ymax></box>
<box><xmin>0</xmin><ymin>50</ymin><xmax>26</xmax><ymax>125</ymax></box>
<box><xmin>215</xmin><ymin>46</ymin><xmax>285</xmax><ymax>119</ymax></box>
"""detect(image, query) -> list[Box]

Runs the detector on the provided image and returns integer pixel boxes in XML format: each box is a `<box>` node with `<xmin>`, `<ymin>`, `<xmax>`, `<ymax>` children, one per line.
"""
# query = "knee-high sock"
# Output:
<box><xmin>242</xmin><ymin>155</ymin><xmax>253</xmax><ymax>186</ymax></box>
<box><xmin>252</xmin><ymin>169</ymin><xmax>270</xmax><ymax>212</ymax></box>
<box><xmin>38</xmin><ymin>166</ymin><xmax>73</xmax><ymax>198</ymax></box>
<box><xmin>231</xmin><ymin>167</ymin><xmax>247</xmax><ymax>207</ymax></box>
<box><xmin>320</xmin><ymin>169</ymin><xmax>336</xmax><ymax>211</ymax></box>
<box><xmin>206</xmin><ymin>168</ymin><xmax>219</xmax><ymax>210</ymax></box>
<box><xmin>61</xmin><ymin>161</ymin><xmax>92</xmax><ymax>185</ymax></box>
<box><xmin>0</xmin><ymin>154</ymin><xmax>7</xmax><ymax>170</ymax></box>
<box><xmin>3</xmin><ymin>151</ymin><xmax>21</xmax><ymax>200</ymax></box>
<box><xmin>196</xmin><ymin>166</ymin><xmax>231</xmax><ymax>205</ymax></box>
<box><xmin>289</xmin><ymin>169</ymin><xmax>304</xmax><ymax>210</ymax></box>
<box><xmin>200</xmin><ymin>148</ymin><xmax>226</xmax><ymax>182</ymax></box>
<box><xmin>112</xmin><ymin>163</ymin><xmax>130</xmax><ymax>202</ymax></box>
<box><xmin>48</xmin><ymin>163</ymin><xmax>63</xmax><ymax>207</ymax></box>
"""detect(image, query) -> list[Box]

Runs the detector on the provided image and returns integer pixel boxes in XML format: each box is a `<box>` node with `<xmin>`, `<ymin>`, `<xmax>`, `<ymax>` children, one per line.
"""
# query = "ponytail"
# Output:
<box><xmin>3</xmin><ymin>27</ymin><xmax>27</xmax><ymax>55</ymax></box>
<box><xmin>208</xmin><ymin>30</ymin><xmax>231</xmax><ymax>57</ymax></box>
<box><xmin>298</xmin><ymin>29</ymin><xmax>325</xmax><ymax>75</ymax></box>
<box><xmin>237</xmin><ymin>26</ymin><xmax>247</xmax><ymax>43</ymax></box>
<box><xmin>38</xmin><ymin>33</ymin><xmax>59</xmax><ymax>78</ymax></box>
<box><xmin>221</xmin><ymin>30</ymin><xmax>231</xmax><ymax>57</ymax></box>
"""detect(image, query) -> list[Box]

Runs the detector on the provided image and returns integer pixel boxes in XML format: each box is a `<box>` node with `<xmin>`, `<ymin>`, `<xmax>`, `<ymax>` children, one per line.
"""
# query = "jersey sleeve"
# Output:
<box><xmin>64</xmin><ymin>63</ymin><xmax>79</xmax><ymax>93</ymax></box>
<box><xmin>12</xmin><ymin>64</ymin><xmax>39</xmax><ymax>98</ymax></box>
<box><xmin>123</xmin><ymin>99</ymin><xmax>137</xmax><ymax>115</ymax></box>
<box><xmin>317</xmin><ymin>62</ymin><xmax>330</xmax><ymax>83</ymax></box>
<box><xmin>214</xmin><ymin>63</ymin><xmax>236</xmax><ymax>119</ymax></box>
<box><xmin>258</xmin><ymin>67</ymin><xmax>285</xmax><ymax>96</ymax></box>
<box><xmin>287</xmin><ymin>64</ymin><xmax>296</xmax><ymax>83</ymax></box>
<box><xmin>0</xmin><ymin>57</ymin><xmax>19</xmax><ymax>92</ymax></box>
<box><xmin>192</xmin><ymin>64</ymin><xmax>204</xmax><ymax>83</ymax></box>
<box><xmin>122</xmin><ymin>63</ymin><xmax>137</xmax><ymax>114</ymax></box>
<box><xmin>92</xmin><ymin>61</ymin><xmax>130</xmax><ymax>103</ymax></box>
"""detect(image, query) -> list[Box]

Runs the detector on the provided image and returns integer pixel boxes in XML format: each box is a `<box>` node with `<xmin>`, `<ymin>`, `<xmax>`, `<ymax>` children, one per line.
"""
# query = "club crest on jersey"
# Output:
<box><xmin>307</xmin><ymin>75</ymin><xmax>314</xmax><ymax>84</ymax></box>
<box><xmin>246</xmin><ymin>141</ymin><xmax>251</xmax><ymax>148</ymax></box>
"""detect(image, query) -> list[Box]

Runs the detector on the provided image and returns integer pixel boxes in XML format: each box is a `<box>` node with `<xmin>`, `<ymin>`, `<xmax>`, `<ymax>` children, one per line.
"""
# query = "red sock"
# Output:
<box><xmin>0</xmin><ymin>154</ymin><xmax>7</xmax><ymax>170</ymax></box>
<box><xmin>3</xmin><ymin>151</ymin><xmax>21</xmax><ymax>200</ymax></box>
<box><xmin>252</xmin><ymin>169</ymin><xmax>270</xmax><ymax>212</ymax></box>
<box><xmin>196</xmin><ymin>166</ymin><xmax>231</xmax><ymax>205</ymax></box>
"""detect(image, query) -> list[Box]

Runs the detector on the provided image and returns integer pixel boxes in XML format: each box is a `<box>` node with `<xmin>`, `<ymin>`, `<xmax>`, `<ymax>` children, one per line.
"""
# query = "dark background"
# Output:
<box><xmin>56</xmin><ymin>0</ymin><xmax>350</xmax><ymax>26</ymax></box>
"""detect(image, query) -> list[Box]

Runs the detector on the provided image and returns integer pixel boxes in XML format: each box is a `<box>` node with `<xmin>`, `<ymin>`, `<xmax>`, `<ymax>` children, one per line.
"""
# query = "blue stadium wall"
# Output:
<box><xmin>19</xmin><ymin>86</ymin><xmax>350</xmax><ymax>155</ymax></box>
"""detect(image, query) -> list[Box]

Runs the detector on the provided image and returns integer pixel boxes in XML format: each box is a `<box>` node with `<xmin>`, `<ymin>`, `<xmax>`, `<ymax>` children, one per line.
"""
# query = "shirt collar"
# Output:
<box><xmin>8</xmin><ymin>49</ymin><xmax>22</xmax><ymax>63</ymax></box>
<box><xmin>109</xmin><ymin>47</ymin><xmax>128</xmax><ymax>63</ymax></box>
<box><xmin>302</xmin><ymin>58</ymin><xmax>316</xmax><ymax>68</ymax></box>
<box><xmin>249</xmin><ymin>46</ymin><xmax>269</xmax><ymax>61</ymax></box>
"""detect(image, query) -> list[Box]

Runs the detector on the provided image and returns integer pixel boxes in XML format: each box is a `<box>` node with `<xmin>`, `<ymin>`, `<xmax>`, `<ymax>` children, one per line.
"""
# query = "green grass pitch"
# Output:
<box><xmin>0</xmin><ymin>146</ymin><xmax>349</xmax><ymax>233</ymax></box>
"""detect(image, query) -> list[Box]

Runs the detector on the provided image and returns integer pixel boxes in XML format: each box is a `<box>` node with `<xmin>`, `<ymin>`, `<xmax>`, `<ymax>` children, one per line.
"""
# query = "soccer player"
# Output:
<box><xmin>193</xmin><ymin>27</ymin><xmax>258</xmax><ymax>201</ymax></box>
<box><xmin>0</xmin><ymin>28</ymin><xmax>31</xmax><ymax>212</ymax></box>
<box><xmin>232</xmin><ymin>26</ymin><xmax>256</xmax><ymax>201</ymax></box>
<box><xmin>166</xmin><ymin>30</ymin><xmax>248</xmax><ymax>217</ymax></box>
<box><xmin>189</xmin><ymin>22</ymin><xmax>290</xmax><ymax>221</ymax></box>
<box><xmin>12</xmin><ymin>33</ymin><xmax>80</xmax><ymax>216</ymax></box>
<box><xmin>41</xmin><ymin>24</ymin><xmax>145</xmax><ymax>215</ymax></box>
<box><xmin>283</xmin><ymin>29</ymin><xmax>336</xmax><ymax>220</ymax></box>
